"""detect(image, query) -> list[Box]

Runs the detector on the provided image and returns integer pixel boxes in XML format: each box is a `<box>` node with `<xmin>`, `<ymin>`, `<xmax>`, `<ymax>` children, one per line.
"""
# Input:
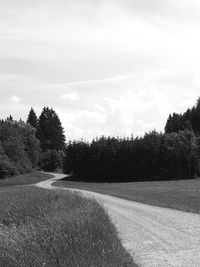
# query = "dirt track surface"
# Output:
<box><xmin>36</xmin><ymin>173</ymin><xmax>200</xmax><ymax>267</ymax></box>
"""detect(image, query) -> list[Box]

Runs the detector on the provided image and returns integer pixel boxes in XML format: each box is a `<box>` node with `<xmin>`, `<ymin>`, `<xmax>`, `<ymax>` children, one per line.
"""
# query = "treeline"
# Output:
<box><xmin>0</xmin><ymin>119</ymin><xmax>40</xmax><ymax>178</ymax></box>
<box><xmin>27</xmin><ymin>107</ymin><xmax>65</xmax><ymax>171</ymax></box>
<box><xmin>0</xmin><ymin>107</ymin><xmax>65</xmax><ymax>178</ymax></box>
<box><xmin>63</xmin><ymin>97</ymin><xmax>200</xmax><ymax>182</ymax></box>
<box><xmin>63</xmin><ymin>129</ymin><xmax>199</xmax><ymax>182</ymax></box>
<box><xmin>165</xmin><ymin>98</ymin><xmax>200</xmax><ymax>134</ymax></box>
<box><xmin>2</xmin><ymin>97</ymin><xmax>200</xmax><ymax>182</ymax></box>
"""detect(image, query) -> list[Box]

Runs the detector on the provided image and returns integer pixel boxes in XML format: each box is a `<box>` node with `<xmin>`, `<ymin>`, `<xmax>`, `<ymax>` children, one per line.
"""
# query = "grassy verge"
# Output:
<box><xmin>0</xmin><ymin>171</ymin><xmax>53</xmax><ymax>186</ymax></box>
<box><xmin>0</xmin><ymin>186</ymin><xmax>135</xmax><ymax>267</ymax></box>
<box><xmin>55</xmin><ymin>177</ymin><xmax>200</xmax><ymax>214</ymax></box>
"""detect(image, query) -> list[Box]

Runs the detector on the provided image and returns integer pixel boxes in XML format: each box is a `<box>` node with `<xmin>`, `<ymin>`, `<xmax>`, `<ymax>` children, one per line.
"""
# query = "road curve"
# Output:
<box><xmin>35</xmin><ymin>173</ymin><xmax>200</xmax><ymax>267</ymax></box>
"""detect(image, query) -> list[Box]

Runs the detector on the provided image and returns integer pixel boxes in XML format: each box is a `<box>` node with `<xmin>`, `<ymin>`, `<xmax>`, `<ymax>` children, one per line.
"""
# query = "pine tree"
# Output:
<box><xmin>38</xmin><ymin>107</ymin><xmax>65</xmax><ymax>151</ymax></box>
<box><xmin>27</xmin><ymin>108</ymin><xmax>38</xmax><ymax>130</ymax></box>
<box><xmin>7</xmin><ymin>115</ymin><xmax>13</xmax><ymax>121</ymax></box>
<box><xmin>165</xmin><ymin>114</ymin><xmax>172</xmax><ymax>133</ymax></box>
<box><xmin>165</xmin><ymin>113</ymin><xmax>183</xmax><ymax>133</ymax></box>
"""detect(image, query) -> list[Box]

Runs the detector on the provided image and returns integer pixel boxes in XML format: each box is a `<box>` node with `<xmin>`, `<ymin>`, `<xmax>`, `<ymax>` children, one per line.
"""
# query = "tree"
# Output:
<box><xmin>0</xmin><ymin>141</ymin><xmax>17</xmax><ymax>179</ymax></box>
<box><xmin>190</xmin><ymin>99</ymin><xmax>200</xmax><ymax>134</ymax></box>
<box><xmin>27</xmin><ymin>108</ymin><xmax>38</xmax><ymax>130</ymax></box>
<box><xmin>39</xmin><ymin>149</ymin><xmax>62</xmax><ymax>171</ymax></box>
<box><xmin>165</xmin><ymin>97</ymin><xmax>200</xmax><ymax>135</ymax></box>
<box><xmin>7</xmin><ymin>115</ymin><xmax>13</xmax><ymax>121</ymax></box>
<box><xmin>22</xmin><ymin>122</ymin><xmax>40</xmax><ymax>168</ymax></box>
<box><xmin>63</xmin><ymin>131</ymin><xmax>199</xmax><ymax>182</ymax></box>
<box><xmin>0</xmin><ymin>119</ymin><xmax>40</xmax><ymax>177</ymax></box>
<box><xmin>165</xmin><ymin>113</ymin><xmax>183</xmax><ymax>133</ymax></box>
<box><xmin>38</xmin><ymin>107</ymin><xmax>65</xmax><ymax>151</ymax></box>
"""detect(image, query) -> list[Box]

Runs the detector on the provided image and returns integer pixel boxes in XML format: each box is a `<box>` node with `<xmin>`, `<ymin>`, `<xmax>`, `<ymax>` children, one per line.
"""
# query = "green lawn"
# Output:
<box><xmin>0</xmin><ymin>171</ymin><xmax>53</xmax><ymax>186</ymax></box>
<box><xmin>0</xmin><ymin>184</ymin><xmax>135</xmax><ymax>266</ymax></box>
<box><xmin>55</xmin><ymin>177</ymin><xmax>200</xmax><ymax>214</ymax></box>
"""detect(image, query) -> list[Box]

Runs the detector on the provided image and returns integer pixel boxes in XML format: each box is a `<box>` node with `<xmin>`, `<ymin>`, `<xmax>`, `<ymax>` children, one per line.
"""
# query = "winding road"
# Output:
<box><xmin>36</xmin><ymin>173</ymin><xmax>200</xmax><ymax>267</ymax></box>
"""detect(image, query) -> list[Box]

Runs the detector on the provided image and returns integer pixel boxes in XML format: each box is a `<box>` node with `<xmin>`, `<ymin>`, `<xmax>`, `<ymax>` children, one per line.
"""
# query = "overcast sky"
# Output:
<box><xmin>1</xmin><ymin>0</ymin><xmax>200</xmax><ymax>140</ymax></box>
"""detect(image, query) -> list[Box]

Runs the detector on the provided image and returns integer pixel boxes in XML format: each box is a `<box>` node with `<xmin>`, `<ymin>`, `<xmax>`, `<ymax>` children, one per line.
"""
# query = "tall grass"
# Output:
<box><xmin>0</xmin><ymin>186</ymin><xmax>135</xmax><ymax>266</ymax></box>
<box><xmin>0</xmin><ymin>171</ymin><xmax>53</xmax><ymax>187</ymax></box>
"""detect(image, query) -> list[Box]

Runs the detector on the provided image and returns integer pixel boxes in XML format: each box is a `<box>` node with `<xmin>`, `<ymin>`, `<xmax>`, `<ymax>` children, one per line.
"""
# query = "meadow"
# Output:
<box><xmin>0</xmin><ymin>184</ymin><xmax>135</xmax><ymax>266</ymax></box>
<box><xmin>55</xmin><ymin>177</ymin><xmax>200</xmax><ymax>214</ymax></box>
<box><xmin>0</xmin><ymin>171</ymin><xmax>53</xmax><ymax>186</ymax></box>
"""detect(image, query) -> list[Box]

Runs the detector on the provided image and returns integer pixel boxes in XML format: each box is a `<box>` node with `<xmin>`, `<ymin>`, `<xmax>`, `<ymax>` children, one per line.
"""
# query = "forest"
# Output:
<box><xmin>63</xmin><ymin>130</ymin><xmax>199</xmax><ymax>182</ymax></box>
<box><xmin>63</xmin><ymin>98</ymin><xmax>200</xmax><ymax>182</ymax></box>
<box><xmin>0</xmin><ymin>107</ymin><xmax>65</xmax><ymax>178</ymax></box>
<box><xmin>1</xmin><ymin>98</ymin><xmax>200</xmax><ymax>182</ymax></box>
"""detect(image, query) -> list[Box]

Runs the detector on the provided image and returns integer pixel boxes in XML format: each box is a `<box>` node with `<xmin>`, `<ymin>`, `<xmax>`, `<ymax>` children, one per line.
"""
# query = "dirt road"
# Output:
<box><xmin>36</xmin><ymin>173</ymin><xmax>200</xmax><ymax>267</ymax></box>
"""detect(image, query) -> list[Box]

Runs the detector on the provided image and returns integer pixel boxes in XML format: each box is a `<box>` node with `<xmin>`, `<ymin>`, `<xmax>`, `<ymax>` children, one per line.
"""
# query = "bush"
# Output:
<box><xmin>0</xmin><ymin>120</ymin><xmax>40</xmax><ymax>178</ymax></box>
<box><xmin>0</xmin><ymin>159</ymin><xmax>17</xmax><ymax>179</ymax></box>
<box><xmin>39</xmin><ymin>150</ymin><xmax>62</xmax><ymax>171</ymax></box>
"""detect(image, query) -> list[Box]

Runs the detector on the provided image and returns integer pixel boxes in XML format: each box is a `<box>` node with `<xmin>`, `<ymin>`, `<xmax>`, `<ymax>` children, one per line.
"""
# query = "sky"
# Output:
<box><xmin>1</xmin><ymin>0</ymin><xmax>200</xmax><ymax>140</ymax></box>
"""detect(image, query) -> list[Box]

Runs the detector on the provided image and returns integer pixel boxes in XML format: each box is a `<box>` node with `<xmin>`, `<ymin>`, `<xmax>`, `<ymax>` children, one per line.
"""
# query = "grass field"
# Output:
<box><xmin>0</xmin><ymin>184</ymin><xmax>135</xmax><ymax>266</ymax></box>
<box><xmin>0</xmin><ymin>171</ymin><xmax>53</xmax><ymax>186</ymax></box>
<box><xmin>55</xmin><ymin>177</ymin><xmax>200</xmax><ymax>214</ymax></box>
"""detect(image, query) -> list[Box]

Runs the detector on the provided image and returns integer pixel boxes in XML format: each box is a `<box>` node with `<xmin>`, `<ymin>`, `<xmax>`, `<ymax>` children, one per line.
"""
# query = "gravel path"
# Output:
<box><xmin>36</xmin><ymin>173</ymin><xmax>200</xmax><ymax>267</ymax></box>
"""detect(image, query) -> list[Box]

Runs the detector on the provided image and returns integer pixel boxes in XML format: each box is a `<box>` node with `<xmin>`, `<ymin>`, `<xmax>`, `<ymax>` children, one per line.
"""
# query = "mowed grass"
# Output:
<box><xmin>0</xmin><ymin>171</ymin><xmax>53</xmax><ymax>186</ymax></box>
<box><xmin>0</xmin><ymin>186</ymin><xmax>135</xmax><ymax>267</ymax></box>
<box><xmin>55</xmin><ymin>178</ymin><xmax>200</xmax><ymax>214</ymax></box>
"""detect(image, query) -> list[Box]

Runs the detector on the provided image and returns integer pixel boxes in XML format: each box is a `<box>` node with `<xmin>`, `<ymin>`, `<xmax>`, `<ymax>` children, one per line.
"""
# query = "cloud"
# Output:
<box><xmin>9</xmin><ymin>95</ymin><xmax>21</xmax><ymax>103</ymax></box>
<box><xmin>1</xmin><ymin>1</ymin><xmax>200</xmax><ymax>140</ymax></box>
<box><xmin>0</xmin><ymin>101</ymin><xmax>31</xmax><ymax>121</ymax></box>
<box><xmin>61</xmin><ymin>92</ymin><xmax>79</xmax><ymax>101</ymax></box>
<box><xmin>2</xmin><ymin>68</ymin><xmax>200</xmax><ymax>141</ymax></box>
<box><xmin>62</xmin><ymin>74</ymin><xmax>136</xmax><ymax>86</ymax></box>
<box><xmin>103</xmin><ymin>87</ymin><xmax>175</xmax><ymax>136</ymax></box>
<box><xmin>55</xmin><ymin>80</ymin><xmax>179</xmax><ymax>140</ymax></box>
<box><xmin>57</xmin><ymin>108</ymin><xmax>107</xmax><ymax>140</ymax></box>
<box><xmin>1</xmin><ymin>0</ymin><xmax>200</xmax><ymax>85</ymax></box>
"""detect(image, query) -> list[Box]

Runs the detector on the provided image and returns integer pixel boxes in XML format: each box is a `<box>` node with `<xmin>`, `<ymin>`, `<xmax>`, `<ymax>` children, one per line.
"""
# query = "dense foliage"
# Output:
<box><xmin>0</xmin><ymin>119</ymin><xmax>40</xmax><ymax>178</ymax></box>
<box><xmin>3</xmin><ymin>97</ymin><xmax>200</xmax><ymax>181</ymax></box>
<box><xmin>27</xmin><ymin>107</ymin><xmax>65</xmax><ymax>171</ymax></box>
<box><xmin>63</xmin><ymin>130</ymin><xmax>199</xmax><ymax>182</ymax></box>
<box><xmin>38</xmin><ymin>149</ymin><xmax>63</xmax><ymax>171</ymax></box>
<box><xmin>27</xmin><ymin>107</ymin><xmax>38</xmax><ymax>131</ymax></box>
<box><xmin>37</xmin><ymin>107</ymin><xmax>65</xmax><ymax>151</ymax></box>
<box><xmin>165</xmin><ymin>98</ymin><xmax>200</xmax><ymax>134</ymax></box>
<box><xmin>0</xmin><ymin>107</ymin><xmax>65</xmax><ymax>178</ymax></box>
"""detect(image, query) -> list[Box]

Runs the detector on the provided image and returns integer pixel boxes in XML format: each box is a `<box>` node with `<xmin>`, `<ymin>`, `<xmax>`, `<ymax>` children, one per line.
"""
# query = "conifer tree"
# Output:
<box><xmin>27</xmin><ymin>108</ymin><xmax>38</xmax><ymax>130</ymax></box>
<box><xmin>7</xmin><ymin>115</ymin><xmax>13</xmax><ymax>121</ymax></box>
<box><xmin>38</xmin><ymin>107</ymin><xmax>65</xmax><ymax>151</ymax></box>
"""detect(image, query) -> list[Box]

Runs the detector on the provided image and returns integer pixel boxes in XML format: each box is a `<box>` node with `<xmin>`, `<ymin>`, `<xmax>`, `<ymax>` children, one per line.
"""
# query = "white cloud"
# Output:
<box><xmin>9</xmin><ymin>95</ymin><xmax>21</xmax><ymax>103</ymax></box>
<box><xmin>61</xmin><ymin>92</ymin><xmax>79</xmax><ymax>101</ymax></box>
<box><xmin>55</xmin><ymin>82</ymin><xmax>178</xmax><ymax>140</ymax></box>
<box><xmin>57</xmin><ymin>108</ymin><xmax>107</xmax><ymax>140</ymax></box>
<box><xmin>103</xmin><ymin>87</ymin><xmax>175</xmax><ymax>136</ymax></box>
<box><xmin>0</xmin><ymin>101</ymin><xmax>31</xmax><ymax>121</ymax></box>
<box><xmin>1</xmin><ymin>1</ymin><xmax>200</xmax><ymax>139</ymax></box>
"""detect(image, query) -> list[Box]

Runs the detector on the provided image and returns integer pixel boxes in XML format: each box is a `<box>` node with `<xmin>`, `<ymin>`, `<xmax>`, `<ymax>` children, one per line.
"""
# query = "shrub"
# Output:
<box><xmin>0</xmin><ymin>159</ymin><xmax>17</xmax><ymax>179</ymax></box>
<box><xmin>0</xmin><ymin>120</ymin><xmax>40</xmax><ymax>177</ymax></box>
<box><xmin>39</xmin><ymin>150</ymin><xmax>62</xmax><ymax>171</ymax></box>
